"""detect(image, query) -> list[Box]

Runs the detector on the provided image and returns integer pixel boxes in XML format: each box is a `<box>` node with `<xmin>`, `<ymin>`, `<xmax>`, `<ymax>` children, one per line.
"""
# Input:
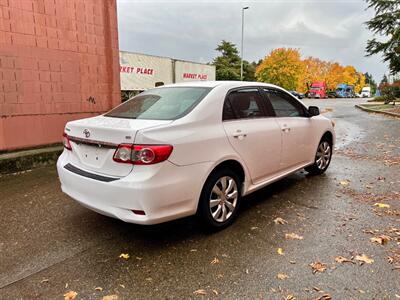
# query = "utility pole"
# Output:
<box><xmin>240</xmin><ymin>6</ymin><xmax>249</xmax><ymax>81</ymax></box>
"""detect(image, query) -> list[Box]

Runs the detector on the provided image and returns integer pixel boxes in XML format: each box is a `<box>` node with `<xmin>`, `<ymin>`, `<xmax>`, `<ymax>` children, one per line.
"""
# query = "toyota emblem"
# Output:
<box><xmin>83</xmin><ymin>129</ymin><xmax>90</xmax><ymax>138</ymax></box>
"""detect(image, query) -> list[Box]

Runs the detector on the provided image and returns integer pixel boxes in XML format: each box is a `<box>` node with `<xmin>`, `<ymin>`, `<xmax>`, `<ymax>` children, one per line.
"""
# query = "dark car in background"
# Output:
<box><xmin>289</xmin><ymin>91</ymin><xmax>305</xmax><ymax>99</ymax></box>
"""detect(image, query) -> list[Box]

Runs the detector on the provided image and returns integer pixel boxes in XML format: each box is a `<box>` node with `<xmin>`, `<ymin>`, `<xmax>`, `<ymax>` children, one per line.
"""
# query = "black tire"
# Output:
<box><xmin>305</xmin><ymin>137</ymin><xmax>332</xmax><ymax>175</ymax></box>
<box><xmin>197</xmin><ymin>168</ymin><xmax>242</xmax><ymax>230</ymax></box>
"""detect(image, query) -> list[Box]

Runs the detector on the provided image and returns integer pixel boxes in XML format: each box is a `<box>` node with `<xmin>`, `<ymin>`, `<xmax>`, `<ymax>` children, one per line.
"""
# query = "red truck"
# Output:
<box><xmin>308</xmin><ymin>81</ymin><xmax>327</xmax><ymax>99</ymax></box>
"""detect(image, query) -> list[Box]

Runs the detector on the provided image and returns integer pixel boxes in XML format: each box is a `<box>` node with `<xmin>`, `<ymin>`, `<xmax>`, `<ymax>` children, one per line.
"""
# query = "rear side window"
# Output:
<box><xmin>105</xmin><ymin>87</ymin><xmax>211</xmax><ymax>120</ymax></box>
<box><xmin>223</xmin><ymin>89</ymin><xmax>267</xmax><ymax>120</ymax></box>
<box><xmin>263</xmin><ymin>89</ymin><xmax>306</xmax><ymax>117</ymax></box>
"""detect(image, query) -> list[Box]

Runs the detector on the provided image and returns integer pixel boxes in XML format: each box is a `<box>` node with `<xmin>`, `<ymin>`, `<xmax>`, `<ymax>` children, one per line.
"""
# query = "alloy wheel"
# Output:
<box><xmin>316</xmin><ymin>141</ymin><xmax>331</xmax><ymax>170</ymax></box>
<box><xmin>209</xmin><ymin>176</ymin><xmax>238</xmax><ymax>223</ymax></box>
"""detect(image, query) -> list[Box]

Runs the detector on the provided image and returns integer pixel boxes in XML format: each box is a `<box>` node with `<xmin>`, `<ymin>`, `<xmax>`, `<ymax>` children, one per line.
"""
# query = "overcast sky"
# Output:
<box><xmin>117</xmin><ymin>0</ymin><xmax>388</xmax><ymax>82</ymax></box>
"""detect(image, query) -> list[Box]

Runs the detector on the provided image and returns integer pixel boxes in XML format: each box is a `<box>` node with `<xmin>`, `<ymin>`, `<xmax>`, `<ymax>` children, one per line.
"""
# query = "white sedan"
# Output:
<box><xmin>57</xmin><ymin>81</ymin><xmax>335</xmax><ymax>229</ymax></box>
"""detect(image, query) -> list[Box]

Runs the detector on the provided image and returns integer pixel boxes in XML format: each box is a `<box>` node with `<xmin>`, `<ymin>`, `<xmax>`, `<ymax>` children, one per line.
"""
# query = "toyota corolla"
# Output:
<box><xmin>57</xmin><ymin>81</ymin><xmax>335</xmax><ymax>229</ymax></box>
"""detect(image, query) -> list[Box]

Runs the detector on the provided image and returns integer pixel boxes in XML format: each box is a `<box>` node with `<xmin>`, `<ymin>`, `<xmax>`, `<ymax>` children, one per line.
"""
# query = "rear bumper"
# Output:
<box><xmin>57</xmin><ymin>151</ymin><xmax>213</xmax><ymax>225</ymax></box>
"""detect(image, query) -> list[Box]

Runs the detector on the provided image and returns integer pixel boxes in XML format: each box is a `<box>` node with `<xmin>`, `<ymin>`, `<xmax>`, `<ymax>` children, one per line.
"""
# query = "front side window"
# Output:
<box><xmin>264</xmin><ymin>89</ymin><xmax>306</xmax><ymax>117</ymax></box>
<box><xmin>223</xmin><ymin>89</ymin><xmax>266</xmax><ymax>120</ymax></box>
<box><xmin>105</xmin><ymin>87</ymin><xmax>211</xmax><ymax>120</ymax></box>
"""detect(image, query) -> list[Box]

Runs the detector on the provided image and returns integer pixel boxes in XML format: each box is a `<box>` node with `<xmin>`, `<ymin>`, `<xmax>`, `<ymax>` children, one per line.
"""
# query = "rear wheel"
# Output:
<box><xmin>305</xmin><ymin>138</ymin><xmax>332</xmax><ymax>175</ymax></box>
<box><xmin>197</xmin><ymin>168</ymin><xmax>241</xmax><ymax>230</ymax></box>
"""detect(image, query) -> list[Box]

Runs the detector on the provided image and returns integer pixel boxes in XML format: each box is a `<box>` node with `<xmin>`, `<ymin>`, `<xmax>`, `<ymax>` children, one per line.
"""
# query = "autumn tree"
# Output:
<box><xmin>256</xmin><ymin>48</ymin><xmax>304</xmax><ymax>90</ymax></box>
<box><xmin>365</xmin><ymin>0</ymin><xmax>400</xmax><ymax>74</ymax></box>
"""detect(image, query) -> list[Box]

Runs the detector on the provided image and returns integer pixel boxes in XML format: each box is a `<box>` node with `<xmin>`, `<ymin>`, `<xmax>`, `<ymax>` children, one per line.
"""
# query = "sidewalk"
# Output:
<box><xmin>0</xmin><ymin>145</ymin><xmax>62</xmax><ymax>175</ymax></box>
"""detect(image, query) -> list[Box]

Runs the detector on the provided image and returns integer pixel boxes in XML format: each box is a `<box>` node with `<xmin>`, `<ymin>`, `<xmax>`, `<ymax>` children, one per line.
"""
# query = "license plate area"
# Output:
<box><xmin>76</xmin><ymin>143</ymin><xmax>110</xmax><ymax>167</ymax></box>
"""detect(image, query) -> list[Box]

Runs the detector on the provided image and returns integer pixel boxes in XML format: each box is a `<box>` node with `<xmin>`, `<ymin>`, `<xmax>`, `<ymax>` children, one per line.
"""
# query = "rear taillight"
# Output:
<box><xmin>62</xmin><ymin>133</ymin><xmax>72</xmax><ymax>151</ymax></box>
<box><xmin>113</xmin><ymin>144</ymin><xmax>173</xmax><ymax>165</ymax></box>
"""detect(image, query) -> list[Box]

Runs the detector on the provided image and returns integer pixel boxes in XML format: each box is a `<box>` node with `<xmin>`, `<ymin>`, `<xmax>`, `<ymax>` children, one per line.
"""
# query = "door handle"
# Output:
<box><xmin>282</xmin><ymin>127</ymin><xmax>291</xmax><ymax>132</ymax></box>
<box><xmin>233</xmin><ymin>129</ymin><xmax>247</xmax><ymax>139</ymax></box>
<box><xmin>233</xmin><ymin>133</ymin><xmax>247</xmax><ymax>139</ymax></box>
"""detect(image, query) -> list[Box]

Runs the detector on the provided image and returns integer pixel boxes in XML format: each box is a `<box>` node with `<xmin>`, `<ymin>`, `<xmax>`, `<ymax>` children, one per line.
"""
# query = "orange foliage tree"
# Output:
<box><xmin>255</xmin><ymin>48</ymin><xmax>304</xmax><ymax>91</ymax></box>
<box><xmin>256</xmin><ymin>48</ymin><xmax>366</xmax><ymax>93</ymax></box>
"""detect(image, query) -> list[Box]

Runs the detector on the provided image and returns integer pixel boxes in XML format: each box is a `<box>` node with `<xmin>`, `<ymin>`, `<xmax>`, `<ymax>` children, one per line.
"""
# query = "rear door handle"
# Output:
<box><xmin>233</xmin><ymin>133</ymin><xmax>247</xmax><ymax>139</ymax></box>
<box><xmin>233</xmin><ymin>129</ymin><xmax>247</xmax><ymax>139</ymax></box>
<box><xmin>282</xmin><ymin>127</ymin><xmax>291</xmax><ymax>132</ymax></box>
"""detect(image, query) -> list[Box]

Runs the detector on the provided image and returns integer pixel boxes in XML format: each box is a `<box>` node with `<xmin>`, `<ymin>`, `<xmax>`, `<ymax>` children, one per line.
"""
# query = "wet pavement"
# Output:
<box><xmin>1</xmin><ymin>98</ymin><xmax>399</xmax><ymax>299</ymax></box>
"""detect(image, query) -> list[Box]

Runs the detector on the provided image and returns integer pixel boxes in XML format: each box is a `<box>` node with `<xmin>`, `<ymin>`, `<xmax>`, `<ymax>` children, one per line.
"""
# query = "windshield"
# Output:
<box><xmin>105</xmin><ymin>87</ymin><xmax>212</xmax><ymax>120</ymax></box>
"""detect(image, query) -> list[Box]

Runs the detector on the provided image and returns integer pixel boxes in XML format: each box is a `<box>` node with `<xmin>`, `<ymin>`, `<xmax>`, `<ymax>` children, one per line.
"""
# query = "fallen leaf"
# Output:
<box><xmin>119</xmin><ymin>253</ymin><xmax>130</xmax><ymax>260</ymax></box>
<box><xmin>277</xmin><ymin>248</ymin><xmax>284</xmax><ymax>255</ymax></box>
<box><xmin>370</xmin><ymin>235</ymin><xmax>391</xmax><ymax>245</ymax></box>
<box><xmin>135</xmin><ymin>256</ymin><xmax>143</xmax><ymax>260</ymax></box>
<box><xmin>102</xmin><ymin>296</ymin><xmax>118</xmax><ymax>300</ymax></box>
<box><xmin>40</xmin><ymin>279</ymin><xmax>49</xmax><ymax>283</ymax></box>
<box><xmin>355</xmin><ymin>254</ymin><xmax>374</xmax><ymax>264</ymax></box>
<box><xmin>334</xmin><ymin>256</ymin><xmax>353</xmax><ymax>263</ymax></box>
<box><xmin>119</xmin><ymin>284</ymin><xmax>125</xmax><ymax>289</ymax></box>
<box><xmin>285</xmin><ymin>233</ymin><xmax>304</xmax><ymax>240</ymax></box>
<box><xmin>313</xmin><ymin>294</ymin><xmax>332</xmax><ymax>300</ymax></box>
<box><xmin>313</xmin><ymin>287</ymin><xmax>321</xmax><ymax>292</ymax></box>
<box><xmin>251</xmin><ymin>226</ymin><xmax>258</xmax><ymax>230</ymax></box>
<box><xmin>283</xmin><ymin>295</ymin><xmax>296</xmax><ymax>300</ymax></box>
<box><xmin>340</xmin><ymin>180</ymin><xmax>350</xmax><ymax>186</ymax></box>
<box><xmin>374</xmin><ymin>203</ymin><xmax>390</xmax><ymax>208</ymax></box>
<box><xmin>310</xmin><ymin>262</ymin><xmax>327</xmax><ymax>274</ymax></box>
<box><xmin>277</xmin><ymin>273</ymin><xmax>289</xmax><ymax>280</ymax></box>
<box><xmin>274</xmin><ymin>217</ymin><xmax>288</xmax><ymax>225</ymax></box>
<box><xmin>190</xmin><ymin>249</ymin><xmax>197</xmax><ymax>252</ymax></box>
<box><xmin>210</xmin><ymin>257</ymin><xmax>219</xmax><ymax>264</ymax></box>
<box><xmin>95</xmin><ymin>287</ymin><xmax>103</xmax><ymax>292</ymax></box>
<box><xmin>212</xmin><ymin>290</ymin><xmax>218</xmax><ymax>295</ymax></box>
<box><xmin>64</xmin><ymin>291</ymin><xmax>78</xmax><ymax>300</ymax></box>
<box><xmin>193</xmin><ymin>289</ymin><xmax>207</xmax><ymax>295</ymax></box>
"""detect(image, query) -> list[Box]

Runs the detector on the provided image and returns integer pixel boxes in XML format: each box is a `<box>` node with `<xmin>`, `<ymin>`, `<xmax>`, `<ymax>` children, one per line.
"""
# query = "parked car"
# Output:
<box><xmin>289</xmin><ymin>90</ymin><xmax>305</xmax><ymax>99</ymax></box>
<box><xmin>336</xmin><ymin>84</ymin><xmax>355</xmax><ymax>98</ymax></box>
<box><xmin>58</xmin><ymin>81</ymin><xmax>335</xmax><ymax>229</ymax></box>
<box><xmin>308</xmin><ymin>81</ymin><xmax>327</xmax><ymax>99</ymax></box>
<box><xmin>327</xmin><ymin>91</ymin><xmax>337</xmax><ymax>98</ymax></box>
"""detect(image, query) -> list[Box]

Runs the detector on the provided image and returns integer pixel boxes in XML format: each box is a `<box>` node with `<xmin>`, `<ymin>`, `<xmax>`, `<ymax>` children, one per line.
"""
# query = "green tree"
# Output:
<box><xmin>365</xmin><ymin>0</ymin><xmax>400</xmax><ymax>74</ymax></box>
<box><xmin>381</xmin><ymin>74</ymin><xmax>389</xmax><ymax>84</ymax></box>
<box><xmin>242</xmin><ymin>61</ymin><xmax>256</xmax><ymax>81</ymax></box>
<box><xmin>213</xmin><ymin>40</ymin><xmax>241</xmax><ymax>80</ymax></box>
<box><xmin>364</xmin><ymin>72</ymin><xmax>377</xmax><ymax>94</ymax></box>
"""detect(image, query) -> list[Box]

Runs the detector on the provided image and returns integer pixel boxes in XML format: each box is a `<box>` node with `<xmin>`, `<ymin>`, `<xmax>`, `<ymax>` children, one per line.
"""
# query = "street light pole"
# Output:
<box><xmin>240</xmin><ymin>6</ymin><xmax>249</xmax><ymax>81</ymax></box>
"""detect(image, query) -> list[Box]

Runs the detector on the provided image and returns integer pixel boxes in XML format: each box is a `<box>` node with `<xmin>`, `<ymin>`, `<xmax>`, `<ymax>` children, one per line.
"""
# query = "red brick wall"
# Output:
<box><xmin>0</xmin><ymin>0</ymin><xmax>120</xmax><ymax>151</ymax></box>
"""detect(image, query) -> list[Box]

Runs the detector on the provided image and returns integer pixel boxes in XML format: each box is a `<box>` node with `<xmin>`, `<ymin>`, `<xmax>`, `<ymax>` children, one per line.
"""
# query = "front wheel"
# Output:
<box><xmin>305</xmin><ymin>138</ymin><xmax>332</xmax><ymax>175</ymax></box>
<box><xmin>197</xmin><ymin>169</ymin><xmax>241</xmax><ymax>230</ymax></box>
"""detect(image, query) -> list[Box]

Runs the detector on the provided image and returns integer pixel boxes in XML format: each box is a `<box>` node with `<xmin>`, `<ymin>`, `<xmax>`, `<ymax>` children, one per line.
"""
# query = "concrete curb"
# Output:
<box><xmin>355</xmin><ymin>104</ymin><xmax>400</xmax><ymax>118</ymax></box>
<box><xmin>0</xmin><ymin>146</ymin><xmax>63</xmax><ymax>175</ymax></box>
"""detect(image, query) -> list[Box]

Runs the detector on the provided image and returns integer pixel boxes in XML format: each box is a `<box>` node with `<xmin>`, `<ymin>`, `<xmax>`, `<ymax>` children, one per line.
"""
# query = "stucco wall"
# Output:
<box><xmin>0</xmin><ymin>0</ymin><xmax>120</xmax><ymax>151</ymax></box>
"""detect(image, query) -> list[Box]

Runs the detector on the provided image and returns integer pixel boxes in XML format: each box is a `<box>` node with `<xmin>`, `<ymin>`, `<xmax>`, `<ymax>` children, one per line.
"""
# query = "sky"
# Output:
<box><xmin>116</xmin><ymin>0</ymin><xmax>388</xmax><ymax>83</ymax></box>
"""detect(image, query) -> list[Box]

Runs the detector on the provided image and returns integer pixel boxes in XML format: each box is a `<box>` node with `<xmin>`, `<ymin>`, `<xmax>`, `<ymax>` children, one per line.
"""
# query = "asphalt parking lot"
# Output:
<box><xmin>1</xmin><ymin>98</ymin><xmax>399</xmax><ymax>299</ymax></box>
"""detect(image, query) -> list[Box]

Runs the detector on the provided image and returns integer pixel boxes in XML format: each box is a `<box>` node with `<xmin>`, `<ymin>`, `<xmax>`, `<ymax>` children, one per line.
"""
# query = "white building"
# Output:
<box><xmin>120</xmin><ymin>51</ymin><xmax>216</xmax><ymax>92</ymax></box>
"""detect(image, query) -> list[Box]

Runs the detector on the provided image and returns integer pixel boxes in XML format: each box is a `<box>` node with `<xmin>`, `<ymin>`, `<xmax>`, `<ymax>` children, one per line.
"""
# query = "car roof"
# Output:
<box><xmin>161</xmin><ymin>81</ymin><xmax>282</xmax><ymax>89</ymax></box>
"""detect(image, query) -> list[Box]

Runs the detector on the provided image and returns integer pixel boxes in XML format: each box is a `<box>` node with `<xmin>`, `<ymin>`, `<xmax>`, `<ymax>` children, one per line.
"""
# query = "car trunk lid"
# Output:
<box><xmin>65</xmin><ymin>116</ymin><xmax>172</xmax><ymax>177</ymax></box>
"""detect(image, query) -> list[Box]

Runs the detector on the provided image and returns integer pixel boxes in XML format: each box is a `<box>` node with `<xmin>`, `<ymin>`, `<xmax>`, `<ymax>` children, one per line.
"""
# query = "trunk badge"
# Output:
<box><xmin>83</xmin><ymin>129</ymin><xmax>90</xmax><ymax>138</ymax></box>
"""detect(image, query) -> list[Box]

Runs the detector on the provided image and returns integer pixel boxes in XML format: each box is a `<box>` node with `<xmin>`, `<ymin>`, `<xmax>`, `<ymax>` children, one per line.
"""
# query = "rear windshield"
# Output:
<box><xmin>105</xmin><ymin>87</ymin><xmax>212</xmax><ymax>120</ymax></box>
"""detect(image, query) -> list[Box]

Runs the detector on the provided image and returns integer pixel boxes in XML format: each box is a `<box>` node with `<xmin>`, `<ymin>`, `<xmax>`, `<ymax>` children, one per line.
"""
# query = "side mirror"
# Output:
<box><xmin>308</xmin><ymin>106</ymin><xmax>320</xmax><ymax>117</ymax></box>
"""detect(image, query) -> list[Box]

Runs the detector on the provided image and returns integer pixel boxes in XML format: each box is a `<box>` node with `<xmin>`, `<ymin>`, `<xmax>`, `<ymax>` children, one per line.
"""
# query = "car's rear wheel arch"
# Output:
<box><xmin>196</xmin><ymin>159</ymin><xmax>246</xmax><ymax>212</ymax></box>
<box><xmin>209</xmin><ymin>159</ymin><xmax>245</xmax><ymax>186</ymax></box>
<box><xmin>196</xmin><ymin>159</ymin><xmax>245</xmax><ymax>229</ymax></box>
